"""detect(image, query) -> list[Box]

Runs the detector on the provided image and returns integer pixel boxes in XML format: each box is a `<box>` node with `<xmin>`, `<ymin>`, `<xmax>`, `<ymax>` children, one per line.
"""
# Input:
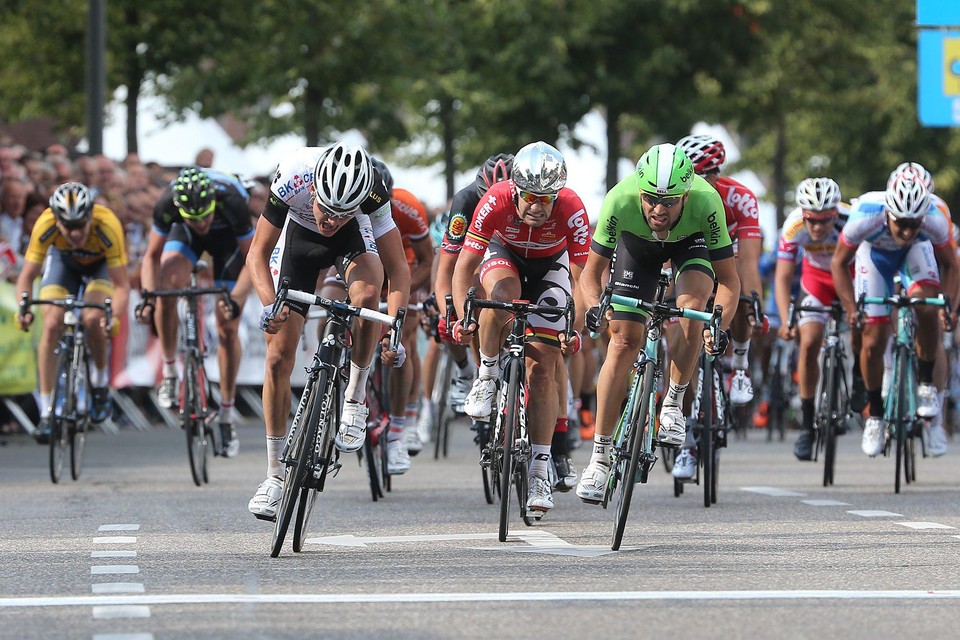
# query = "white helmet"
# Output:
<box><xmin>313</xmin><ymin>141</ymin><xmax>374</xmax><ymax>215</ymax></box>
<box><xmin>885</xmin><ymin>171</ymin><xmax>930</xmax><ymax>220</ymax></box>
<box><xmin>887</xmin><ymin>162</ymin><xmax>934</xmax><ymax>193</ymax></box>
<box><xmin>795</xmin><ymin>177</ymin><xmax>841</xmax><ymax>212</ymax></box>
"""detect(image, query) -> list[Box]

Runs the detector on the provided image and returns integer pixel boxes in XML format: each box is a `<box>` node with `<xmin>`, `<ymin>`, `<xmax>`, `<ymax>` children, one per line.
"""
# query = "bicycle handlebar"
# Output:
<box><xmin>20</xmin><ymin>292</ymin><xmax>113</xmax><ymax>333</ymax></box>
<box><xmin>462</xmin><ymin>286</ymin><xmax>573</xmax><ymax>341</ymax></box>
<box><xmin>787</xmin><ymin>297</ymin><xmax>844</xmax><ymax>330</ymax></box>
<box><xmin>269</xmin><ymin>277</ymin><xmax>395</xmax><ymax>327</ymax></box>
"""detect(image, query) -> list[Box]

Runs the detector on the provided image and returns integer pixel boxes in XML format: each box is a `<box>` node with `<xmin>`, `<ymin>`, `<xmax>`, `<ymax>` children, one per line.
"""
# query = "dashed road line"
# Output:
<box><xmin>91</xmin><ymin>523</ymin><xmax>148</xmax><ymax>638</ymax></box>
<box><xmin>91</xmin><ymin>565</ymin><xmax>140</xmax><ymax>575</ymax></box>
<box><xmin>740</xmin><ymin>486</ymin><xmax>807</xmax><ymax>497</ymax></box>
<box><xmin>92</xmin><ymin>605</ymin><xmax>151</xmax><ymax>619</ymax></box>
<box><xmin>93</xmin><ymin>537</ymin><xmax>137</xmax><ymax>544</ymax></box>
<box><xmin>896</xmin><ymin>522</ymin><xmax>956</xmax><ymax>530</ymax></box>
<box><xmin>800</xmin><ymin>499</ymin><xmax>851</xmax><ymax>506</ymax></box>
<box><xmin>91</xmin><ymin>551</ymin><xmax>137</xmax><ymax>559</ymax></box>
<box><xmin>92</xmin><ymin>634</ymin><xmax>154</xmax><ymax>640</ymax></box>
<box><xmin>92</xmin><ymin>584</ymin><xmax>145</xmax><ymax>594</ymax></box>
<box><xmin>98</xmin><ymin>524</ymin><xmax>140</xmax><ymax>532</ymax></box>
<box><xmin>847</xmin><ymin>510</ymin><xmax>903</xmax><ymax>517</ymax></box>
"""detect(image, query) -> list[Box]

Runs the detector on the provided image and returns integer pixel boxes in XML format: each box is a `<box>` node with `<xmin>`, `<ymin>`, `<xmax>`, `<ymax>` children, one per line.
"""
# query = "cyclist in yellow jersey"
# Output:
<box><xmin>16</xmin><ymin>182</ymin><xmax>129</xmax><ymax>442</ymax></box>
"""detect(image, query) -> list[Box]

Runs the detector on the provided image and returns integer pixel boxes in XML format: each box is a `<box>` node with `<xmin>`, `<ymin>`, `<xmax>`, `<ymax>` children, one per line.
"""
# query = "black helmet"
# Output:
<box><xmin>173</xmin><ymin>167</ymin><xmax>215</xmax><ymax>220</ymax></box>
<box><xmin>49</xmin><ymin>182</ymin><xmax>93</xmax><ymax>229</ymax></box>
<box><xmin>476</xmin><ymin>153</ymin><xmax>514</xmax><ymax>196</ymax></box>
<box><xmin>371</xmin><ymin>157</ymin><xmax>394</xmax><ymax>193</ymax></box>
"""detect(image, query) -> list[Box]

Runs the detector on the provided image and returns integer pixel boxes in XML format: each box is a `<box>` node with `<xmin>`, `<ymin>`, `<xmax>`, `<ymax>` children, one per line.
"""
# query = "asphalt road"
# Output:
<box><xmin>1</xmin><ymin>414</ymin><xmax>959</xmax><ymax>640</ymax></box>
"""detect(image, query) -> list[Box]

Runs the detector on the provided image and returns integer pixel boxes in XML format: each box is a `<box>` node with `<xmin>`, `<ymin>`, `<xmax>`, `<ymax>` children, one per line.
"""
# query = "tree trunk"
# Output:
<box><xmin>773</xmin><ymin>113</ymin><xmax>787</xmax><ymax>227</ymax></box>
<box><xmin>440</xmin><ymin>95</ymin><xmax>455</xmax><ymax>202</ymax></box>
<box><xmin>304</xmin><ymin>84</ymin><xmax>322</xmax><ymax>147</ymax></box>
<box><xmin>124</xmin><ymin>76</ymin><xmax>140</xmax><ymax>156</ymax></box>
<box><xmin>605</xmin><ymin>105</ymin><xmax>620</xmax><ymax>192</ymax></box>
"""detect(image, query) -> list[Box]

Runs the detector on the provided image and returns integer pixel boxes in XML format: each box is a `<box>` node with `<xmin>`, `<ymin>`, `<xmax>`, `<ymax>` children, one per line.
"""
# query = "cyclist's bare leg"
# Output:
<box><xmin>912</xmin><ymin>283</ymin><xmax>942</xmax><ymax>377</ymax></box>
<box><xmin>593</xmin><ymin>318</ymin><xmax>647</xmax><ymax>438</ymax></box>
<box><xmin>527</xmin><ymin>342</ymin><xmax>562</xmax><ymax>447</ymax></box>
<box><xmin>668</xmin><ymin>271</ymin><xmax>715</xmax><ymax>386</ymax></box>
<box><xmin>215</xmin><ymin>303</ymin><xmax>242</xmax><ymax>407</ymax></box>
<box><xmin>37</xmin><ymin>305</ymin><xmax>66</xmax><ymax>398</ymax></box>
<box><xmin>476</xmin><ymin>268</ymin><xmax>517</xmax><ymax>364</ymax></box>
<box><xmin>797</xmin><ymin>321</ymin><xmax>826</xmax><ymax>399</ymax></box>
<box><xmin>262</xmin><ymin>312</ymin><xmax>306</xmax><ymax>438</ymax></box>
<box><xmin>343</xmin><ymin>254</ymin><xmax>385</xmax><ymax>399</ymax></box>
<box><xmin>156</xmin><ymin>251</ymin><xmax>192</xmax><ymax>364</ymax></box>
<box><xmin>82</xmin><ymin>289</ymin><xmax>112</xmax><ymax>372</ymax></box>
<box><xmin>860</xmin><ymin>322</ymin><xmax>891</xmax><ymax>415</ymax></box>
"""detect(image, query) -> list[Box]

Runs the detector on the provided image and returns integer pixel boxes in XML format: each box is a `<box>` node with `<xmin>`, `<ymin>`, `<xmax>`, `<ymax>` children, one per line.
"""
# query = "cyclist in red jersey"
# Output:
<box><xmin>677</xmin><ymin>134</ymin><xmax>765</xmax><ymax>406</ymax></box>
<box><xmin>452</xmin><ymin>141</ymin><xmax>589</xmax><ymax>515</ymax></box>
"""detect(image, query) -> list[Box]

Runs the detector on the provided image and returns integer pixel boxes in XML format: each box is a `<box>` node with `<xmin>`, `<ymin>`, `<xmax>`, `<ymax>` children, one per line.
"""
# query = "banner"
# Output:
<box><xmin>0</xmin><ymin>280</ymin><xmax>39</xmax><ymax>395</ymax></box>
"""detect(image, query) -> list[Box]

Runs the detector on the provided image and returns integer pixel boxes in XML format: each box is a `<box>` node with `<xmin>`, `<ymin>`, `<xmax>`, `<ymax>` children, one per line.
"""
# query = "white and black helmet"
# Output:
<box><xmin>885</xmin><ymin>171</ymin><xmax>930</xmax><ymax>220</ymax></box>
<box><xmin>511</xmin><ymin>141</ymin><xmax>567</xmax><ymax>195</ymax></box>
<box><xmin>795</xmin><ymin>177</ymin><xmax>841</xmax><ymax>212</ymax></box>
<box><xmin>49</xmin><ymin>182</ymin><xmax>93</xmax><ymax>229</ymax></box>
<box><xmin>313</xmin><ymin>141</ymin><xmax>374</xmax><ymax>216</ymax></box>
<box><xmin>887</xmin><ymin>161</ymin><xmax>934</xmax><ymax>194</ymax></box>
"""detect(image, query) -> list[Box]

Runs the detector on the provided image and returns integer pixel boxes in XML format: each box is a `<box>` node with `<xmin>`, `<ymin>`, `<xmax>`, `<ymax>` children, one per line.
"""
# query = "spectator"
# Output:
<box><xmin>195</xmin><ymin>147</ymin><xmax>214</xmax><ymax>168</ymax></box>
<box><xmin>0</xmin><ymin>176</ymin><xmax>31</xmax><ymax>251</ymax></box>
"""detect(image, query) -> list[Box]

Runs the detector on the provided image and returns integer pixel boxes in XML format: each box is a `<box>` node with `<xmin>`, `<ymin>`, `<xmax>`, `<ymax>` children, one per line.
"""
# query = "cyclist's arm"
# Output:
<box><xmin>229</xmin><ymin>236</ymin><xmax>255</xmax><ymax>304</ymax></box>
<box><xmin>712</xmin><ymin>255</ymin><xmax>741</xmax><ymax>330</ymax></box>
<box><xmin>831</xmin><ymin>240</ymin><xmax>858</xmax><ymax>319</ymax></box>
<box><xmin>934</xmin><ymin>241</ymin><xmax>959</xmax><ymax>310</ymax></box>
<box><xmin>247</xmin><ymin>215</ymin><xmax>283</xmax><ymax>307</ymax></box>
<box><xmin>14</xmin><ymin>258</ymin><xmax>42</xmax><ymax>305</ymax></box>
<box><xmin>570</xmin><ymin>261</ymin><xmax>585</xmax><ymax>332</ymax></box>
<box><xmin>580</xmin><ymin>248</ymin><xmax>611</xmax><ymax>310</ymax></box>
<box><xmin>377</xmin><ymin>227</ymin><xmax>412</xmax><ymax>321</ymax></box>
<box><xmin>409</xmin><ymin>236</ymin><xmax>434</xmax><ymax>292</ymax></box>
<box><xmin>736</xmin><ymin>236</ymin><xmax>763</xmax><ymax>306</ymax></box>
<box><xmin>452</xmin><ymin>250</ymin><xmax>483</xmax><ymax>322</ymax></box>
<box><xmin>140</xmin><ymin>229</ymin><xmax>166</xmax><ymax>292</ymax></box>
<box><xmin>107</xmin><ymin>263</ymin><xmax>131</xmax><ymax>322</ymax></box>
<box><xmin>774</xmin><ymin>258</ymin><xmax>797</xmax><ymax>328</ymax></box>
<box><xmin>434</xmin><ymin>250</ymin><xmax>457</xmax><ymax>318</ymax></box>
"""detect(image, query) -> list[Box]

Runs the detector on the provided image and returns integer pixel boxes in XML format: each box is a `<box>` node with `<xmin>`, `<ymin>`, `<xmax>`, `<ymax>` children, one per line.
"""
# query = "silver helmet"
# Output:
<box><xmin>511</xmin><ymin>141</ymin><xmax>567</xmax><ymax>195</ymax></box>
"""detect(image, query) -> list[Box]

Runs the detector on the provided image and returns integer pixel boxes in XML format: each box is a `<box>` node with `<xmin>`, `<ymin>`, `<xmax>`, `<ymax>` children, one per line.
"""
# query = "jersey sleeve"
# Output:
<box><xmin>560</xmin><ymin>190</ymin><xmax>591</xmax><ymax>266</ymax></box>
<box><xmin>590</xmin><ymin>187</ymin><xmax>624</xmax><ymax>260</ymax></box>
<box><xmin>441</xmin><ymin>186</ymin><xmax>477</xmax><ymax>256</ymax></box>
<box><xmin>221</xmin><ymin>184</ymin><xmax>254</xmax><ymax>240</ymax></box>
<box><xmin>700</xmin><ymin>189</ymin><xmax>734</xmax><ymax>259</ymax></box>
<box><xmin>24</xmin><ymin>210</ymin><xmax>58</xmax><ymax>264</ymax></box>
<box><xmin>777</xmin><ymin>210</ymin><xmax>805</xmax><ymax>262</ymax></box>
<box><xmin>151</xmin><ymin>185</ymin><xmax>178</xmax><ymax>235</ymax></box>
<box><xmin>96</xmin><ymin>207</ymin><xmax>128</xmax><ymax>268</ymax></box>
<box><xmin>463</xmin><ymin>192</ymin><xmax>498</xmax><ymax>256</ymax></box>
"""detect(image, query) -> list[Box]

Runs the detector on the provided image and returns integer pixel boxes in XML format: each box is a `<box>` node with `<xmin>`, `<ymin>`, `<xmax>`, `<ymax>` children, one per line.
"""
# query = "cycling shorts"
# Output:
<box><xmin>855</xmin><ymin>240</ymin><xmax>939</xmax><ymax>324</ymax></box>
<box><xmin>478</xmin><ymin>239</ymin><xmax>572</xmax><ymax>346</ymax></box>
<box><xmin>609</xmin><ymin>233</ymin><xmax>713</xmax><ymax>323</ymax></box>
<box><xmin>40</xmin><ymin>247</ymin><xmax>112</xmax><ymax>300</ymax></box>
<box><xmin>162</xmin><ymin>222</ymin><xmax>245</xmax><ymax>287</ymax></box>
<box><xmin>271</xmin><ymin>216</ymin><xmax>378</xmax><ymax>316</ymax></box>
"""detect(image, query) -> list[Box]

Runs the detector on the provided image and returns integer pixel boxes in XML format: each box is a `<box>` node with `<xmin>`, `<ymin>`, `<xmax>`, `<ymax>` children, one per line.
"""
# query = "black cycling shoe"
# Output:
<box><xmin>850</xmin><ymin>374</ymin><xmax>867</xmax><ymax>414</ymax></box>
<box><xmin>552</xmin><ymin>454</ymin><xmax>577</xmax><ymax>492</ymax></box>
<box><xmin>793</xmin><ymin>429</ymin><xmax>814</xmax><ymax>461</ymax></box>
<box><xmin>91</xmin><ymin>387</ymin><xmax>112</xmax><ymax>424</ymax></box>
<box><xmin>34</xmin><ymin>416</ymin><xmax>52</xmax><ymax>445</ymax></box>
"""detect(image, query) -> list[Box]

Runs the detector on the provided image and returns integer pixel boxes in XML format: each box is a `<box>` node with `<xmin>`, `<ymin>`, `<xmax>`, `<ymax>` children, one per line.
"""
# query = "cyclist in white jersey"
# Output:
<box><xmin>245</xmin><ymin>142</ymin><xmax>410</xmax><ymax>519</ymax></box>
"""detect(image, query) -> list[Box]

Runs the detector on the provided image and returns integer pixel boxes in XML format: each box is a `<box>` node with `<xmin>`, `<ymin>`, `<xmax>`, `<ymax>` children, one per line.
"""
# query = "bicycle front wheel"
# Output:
<box><xmin>822</xmin><ymin>351</ymin><xmax>839</xmax><ymax>487</ymax></box>
<box><xmin>70</xmin><ymin>421</ymin><xmax>87</xmax><ymax>481</ymax></box>
<box><xmin>294</xmin><ymin>382</ymin><xmax>337</xmax><ymax>553</ymax></box>
<box><xmin>432</xmin><ymin>351</ymin><xmax>453</xmax><ymax>459</ymax></box>
<box><xmin>892</xmin><ymin>345</ymin><xmax>911</xmax><ymax>494</ymax></box>
<box><xmin>49</xmin><ymin>349</ymin><xmax>74</xmax><ymax>484</ymax></box>
<box><xmin>612</xmin><ymin>360</ymin><xmax>655</xmax><ymax>551</ymax></box>
<box><xmin>182</xmin><ymin>358</ymin><xmax>209</xmax><ymax>486</ymax></box>
<box><xmin>700</xmin><ymin>362</ymin><xmax>715</xmax><ymax>509</ymax></box>
<box><xmin>498</xmin><ymin>363</ymin><xmax>521</xmax><ymax>542</ymax></box>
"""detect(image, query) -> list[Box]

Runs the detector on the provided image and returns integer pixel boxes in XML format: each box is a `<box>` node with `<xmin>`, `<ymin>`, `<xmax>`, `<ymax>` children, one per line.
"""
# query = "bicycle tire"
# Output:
<box><xmin>477</xmin><ymin>421</ymin><xmax>495</xmax><ymax>504</ymax></box>
<box><xmin>49</xmin><ymin>349</ymin><xmax>74</xmax><ymax>484</ymax></box>
<box><xmin>184</xmin><ymin>359</ymin><xmax>208</xmax><ymax>487</ymax></box>
<box><xmin>700</xmin><ymin>359</ymin><xmax>715</xmax><ymax>509</ymax></box>
<box><xmin>380</xmin><ymin>421</ymin><xmax>392</xmax><ymax>493</ymax></box>
<box><xmin>363</xmin><ymin>431</ymin><xmax>383</xmax><ymax>502</ymax></box>
<box><xmin>612</xmin><ymin>359</ymin><xmax>655</xmax><ymax>551</ymax></box>
<box><xmin>294</xmin><ymin>382</ymin><xmax>338</xmax><ymax>553</ymax></box>
<box><xmin>766</xmin><ymin>346</ymin><xmax>783</xmax><ymax>442</ymax></box>
<box><xmin>893</xmin><ymin>345</ymin><xmax>909</xmax><ymax>494</ymax></box>
<box><xmin>272</xmin><ymin>373</ymin><xmax>324</xmax><ymax>557</ymax></box>
<box><xmin>822</xmin><ymin>349</ymin><xmax>839</xmax><ymax>487</ymax></box>
<box><xmin>432</xmin><ymin>351</ymin><xmax>453</xmax><ymax>459</ymax></box>
<box><xmin>498</xmin><ymin>362</ymin><xmax>520</xmax><ymax>542</ymax></box>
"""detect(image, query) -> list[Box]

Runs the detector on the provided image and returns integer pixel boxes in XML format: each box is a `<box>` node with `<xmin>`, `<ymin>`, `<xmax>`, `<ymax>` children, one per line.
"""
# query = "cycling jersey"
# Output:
<box><xmin>777</xmin><ymin>204</ymin><xmax>850</xmax><ymax>272</ymax></box>
<box><xmin>25</xmin><ymin>204</ymin><xmax>127</xmax><ymax>269</ymax></box>
<box><xmin>715</xmin><ymin>176</ymin><xmax>761</xmax><ymax>243</ymax></box>
<box><xmin>462</xmin><ymin>181</ymin><xmax>590</xmax><ymax>264</ymax></box>
<box><xmin>391</xmin><ymin>187</ymin><xmax>430</xmax><ymax>264</ymax></box>
<box><xmin>263</xmin><ymin>146</ymin><xmax>395</xmax><ymax>239</ymax></box>
<box><xmin>593</xmin><ymin>173</ymin><xmax>733</xmax><ymax>260</ymax></box>
<box><xmin>153</xmin><ymin>169</ymin><xmax>254</xmax><ymax>240</ymax></box>
<box><xmin>440</xmin><ymin>181</ymin><xmax>483</xmax><ymax>256</ymax></box>
<box><xmin>841</xmin><ymin>191</ymin><xmax>949</xmax><ymax>251</ymax></box>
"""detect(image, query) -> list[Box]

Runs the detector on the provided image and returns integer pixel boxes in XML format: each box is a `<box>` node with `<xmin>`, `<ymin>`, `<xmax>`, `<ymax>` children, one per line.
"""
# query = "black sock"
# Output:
<box><xmin>867</xmin><ymin>388</ymin><xmax>883</xmax><ymax>417</ymax></box>
<box><xmin>918</xmin><ymin>358</ymin><xmax>935</xmax><ymax>384</ymax></box>
<box><xmin>852</xmin><ymin>358</ymin><xmax>862</xmax><ymax>379</ymax></box>
<box><xmin>801</xmin><ymin>398</ymin><xmax>815</xmax><ymax>432</ymax></box>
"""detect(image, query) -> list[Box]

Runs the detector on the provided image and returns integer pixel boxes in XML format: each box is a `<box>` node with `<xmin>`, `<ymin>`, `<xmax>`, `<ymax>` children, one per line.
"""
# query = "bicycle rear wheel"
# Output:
<box><xmin>70</xmin><ymin>422</ymin><xmax>87</xmax><ymax>481</ymax></box>
<box><xmin>272</xmin><ymin>374</ymin><xmax>324</xmax><ymax>557</ymax></box>
<box><xmin>183</xmin><ymin>359</ymin><xmax>208</xmax><ymax>487</ymax></box>
<box><xmin>612</xmin><ymin>360</ymin><xmax>655</xmax><ymax>551</ymax></box>
<box><xmin>498</xmin><ymin>363</ymin><xmax>521</xmax><ymax>542</ymax></box>
<box><xmin>700</xmin><ymin>361</ymin><xmax>715</xmax><ymax>509</ymax></box>
<box><xmin>477</xmin><ymin>421</ymin><xmax>495</xmax><ymax>504</ymax></box>
<box><xmin>363</xmin><ymin>430</ymin><xmax>384</xmax><ymax>502</ymax></box>
<box><xmin>49</xmin><ymin>350</ymin><xmax>74</xmax><ymax>485</ymax></box>
<box><xmin>294</xmin><ymin>384</ymin><xmax>338</xmax><ymax>553</ymax></box>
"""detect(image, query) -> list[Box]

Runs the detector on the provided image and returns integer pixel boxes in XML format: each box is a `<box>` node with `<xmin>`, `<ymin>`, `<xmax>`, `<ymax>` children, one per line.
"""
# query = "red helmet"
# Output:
<box><xmin>676</xmin><ymin>134</ymin><xmax>726</xmax><ymax>175</ymax></box>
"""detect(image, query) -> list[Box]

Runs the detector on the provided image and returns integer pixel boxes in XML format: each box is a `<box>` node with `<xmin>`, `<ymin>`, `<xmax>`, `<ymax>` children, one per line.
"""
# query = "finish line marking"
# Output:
<box><xmin>3</xmin><ymin>590</ymin><xmax>960</xmax><ymax>608</ymax></box>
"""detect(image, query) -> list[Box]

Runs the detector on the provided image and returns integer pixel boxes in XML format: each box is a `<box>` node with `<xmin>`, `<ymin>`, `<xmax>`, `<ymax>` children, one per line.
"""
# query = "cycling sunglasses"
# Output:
<box><xmin>890</xmin><ymin>216</ymin><xmax>923</xmax><ymax>230</ymax></box>
<box><xmin>518</xmin><ymin>190</ymin><xmax>558</xmax><ymax>206</ymax></box>
<box><xmin>314</xmin><ymin>194</ymin><xmax>359</xmax><ymax>219</ymax></box>
<box><xmin>641</xmin><ymin>192</ymin><xmax>683</xmax><ymax>208</ymax></box>
<box><xmin>178</xmin><ymin>199</ymin><xmax>216</xmax><ymax>221</ymax></box>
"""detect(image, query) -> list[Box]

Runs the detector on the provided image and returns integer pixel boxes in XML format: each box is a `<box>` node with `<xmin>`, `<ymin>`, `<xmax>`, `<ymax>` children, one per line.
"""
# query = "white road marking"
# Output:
<box><xmin>474</xmin><ymin>544</ymin><xmax>648</xmax><ymax>557</ymax></box>
<box><xmin>740</xmin><ymin>487</ymin><xmax>807</xmax><ymax>497</ymax></box>
<box><xmin>847</xmin><ymin>510</ymin><xmax>903</xmax><ymax>517</ymax></box>
<box><xmin>93</xmin><ymin>537</ymin><xmax>137</xmax><ymax>544</ymax></box>
<box><xmin>92</xmin><ymin>634</ymin><xmax>154</xmax><ymax>640</ymax></box>
<box><xmin>896</xmin><ymin>522</ymin><xmax>956</xmax><ymax>530</ymax></box>
<box><xmin>92</xmin><ymin>584</ymin><xmax>145</xmax><ymax>594</ymax></box>
<box><xmin>801</xmin><ymin>500</ymin><xmax>851</xmax><ymax>506</ymax></box>
<box><xmin>91</xmin><ymin>566</ymin><xmax>139</xmax><ymax>575</ymax></box>
<box><xmin>92</xmin><ymin>605</ymin><xmax>150</xmax><ymax>619</ymax></box>
<box><xmin>91</xmin><ymin>551</ymin><xmax>137</xmax><ymax>559</ymax></box>
<box><xmin>307</xmin><ymin>531</ymin><xmax>560</xmax><ymax>547</ymax></box>
<box><xmin>4</xmin><ymin>590</ymin><xmax>960</xmax><ymax>608</ymax></box>
<box><xmin>98</xmin><ymin>524</ymin><xmax>140</xmax><ymax>531</ymax></box>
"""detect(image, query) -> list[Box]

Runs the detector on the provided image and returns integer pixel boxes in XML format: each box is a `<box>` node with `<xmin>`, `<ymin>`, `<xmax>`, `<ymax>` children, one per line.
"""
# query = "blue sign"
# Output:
<box><xmin>918</xmin><ymin>30</ymin><xmax>960</xmax><ymax>126</ymax></box>
<box><xmin>917</xmin><ymin>0</ymin><xmax>960</xmax><ymax>27</ymax></box>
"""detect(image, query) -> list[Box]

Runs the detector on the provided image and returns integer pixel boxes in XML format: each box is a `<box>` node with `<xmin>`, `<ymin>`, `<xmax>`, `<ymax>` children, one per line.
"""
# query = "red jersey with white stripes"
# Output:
<box><xmin>462</xmin><ymin>181</ymin><xmax>590</xmax><ymax>264</ymax></box>
<box><xmin>715</xmin><ymin>176</ymin><xmax>761</xmax><ymax>242</ymax></box>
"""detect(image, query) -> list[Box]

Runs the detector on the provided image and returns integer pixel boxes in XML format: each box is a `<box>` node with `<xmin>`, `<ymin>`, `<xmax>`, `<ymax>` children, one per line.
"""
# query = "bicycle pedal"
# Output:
<box><xmin>252</xmin><ymin>512</ymin><xmax>277</xmax><ymax>523</ymax></box>
<box><xmin>578</xmin><ymin>497</ymin><xmax>602</xmax><ymax>506</ymax></box>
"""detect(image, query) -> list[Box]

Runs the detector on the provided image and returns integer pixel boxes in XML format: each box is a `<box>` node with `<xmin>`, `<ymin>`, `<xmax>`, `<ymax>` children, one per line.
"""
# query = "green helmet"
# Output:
<box><xmin>635</xmin><ymin>143</ymin><xmax>695</xmax><ymax>197</ymax></box>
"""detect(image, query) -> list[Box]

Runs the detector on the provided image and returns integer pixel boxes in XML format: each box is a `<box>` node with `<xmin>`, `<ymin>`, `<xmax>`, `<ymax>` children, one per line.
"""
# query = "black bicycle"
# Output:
<box><xmin>788</xmin><ymin>298</ymin><xmax>854</xmax><ymax>487</ymax></box>
<box><xmin>264</xmin><ymin>278</ymin><xmax>397</xmax><ymax>557</ymax></box>
<box><xmin>462</xmin><ymin>286</ymin><xmax>573</xmax><ymax>543</ymax></box>
<box><xmin>20</xmin><ymin>288</ymin><xmax>112</xmax><ymax>484</ymax></box>
<box><xmin>137</xmin><ymin>261</ymin><xmax>232</xmax><ymax>487</ymax></box>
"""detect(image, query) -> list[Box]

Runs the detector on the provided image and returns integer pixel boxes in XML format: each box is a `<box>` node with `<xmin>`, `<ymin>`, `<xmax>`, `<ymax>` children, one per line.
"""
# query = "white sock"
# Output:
<box><xmin>162</xmin><ymin>359</ymin><xmax>177</xmax><ymax>378</ymax></box>
<box><xmin>530</xmin><ymin>444</ymin><xmax>551</xmax><ymax>479</ymax></box>
<box><xmin>664</xmin><ymin>381</ymin><xmax>688</xmax><ymax>407</ymax></box>
<box><xmin>344</xmin><ymin>363</ymin><xmax>370</xmax><ymax>404</ymax></box>
<box><xmin>219</xmin><ymin>401</ymin><xmax>235</xmax><ymax>424</ymax></box>
<box><xmin>388</xmin><ymin>415</ymin><xmax>405</xmax><ymax>442</ymax></box>
<box><xmin>478</xmin><ymin>351</ymin><xmax>499</xmax><ymax>380</ymax></box>
<box><xmin>91</xmin><ymin>366</ymin><xmax>109</xmax><ymax>388</ymax></box>
<box><xmin>731</xmin><ymin>339</ymin><xmax>750</xmax><ymax>371</ymax></box>
<box><xmin>266</xmin><ymin>436</ymin><xmax>285</xmax><ymax>478</ymax></box>
<box><xmin>40</xmin><ymin>393</ymin><xmax>51</xmax><ymax>418</ymax></box>
<box><xmin>590</xmin><ymin>435</ymin><xmax>613</xmax><ymax>466</ymax></box>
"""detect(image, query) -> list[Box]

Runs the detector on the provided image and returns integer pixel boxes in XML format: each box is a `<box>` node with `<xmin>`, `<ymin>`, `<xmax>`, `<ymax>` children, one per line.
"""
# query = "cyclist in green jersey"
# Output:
<box><xmin>575</xmin><ymin>143</ymin><xmax>740</xmax><ymax>503</ymax></box>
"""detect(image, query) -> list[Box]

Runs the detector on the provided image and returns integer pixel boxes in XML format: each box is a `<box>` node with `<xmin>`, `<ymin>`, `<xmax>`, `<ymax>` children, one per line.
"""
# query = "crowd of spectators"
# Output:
<box><xmin>0</xmin><ymin>138</ymin><xmax>271</xmax><ymax>287</ymax></box>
